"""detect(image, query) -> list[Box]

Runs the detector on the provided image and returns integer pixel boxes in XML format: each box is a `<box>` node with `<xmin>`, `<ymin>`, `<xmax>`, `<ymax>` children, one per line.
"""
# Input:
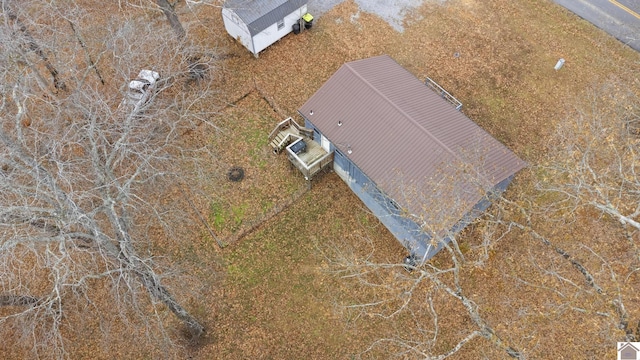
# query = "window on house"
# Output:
<box><xmin>277</xmin><ymin>19</ymin><xmax>285</xmax><ymax>30</ymax></box>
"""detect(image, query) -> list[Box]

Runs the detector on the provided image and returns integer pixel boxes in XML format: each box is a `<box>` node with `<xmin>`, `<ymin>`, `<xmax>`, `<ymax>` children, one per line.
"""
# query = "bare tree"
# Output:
<box><xmin>156</xmin><ymin>0</ymin><xmax>186</xmax><ymax>39</ymax></box>
<box><xmin>541</xmin><ymin>84</ymin><xmax>640</xmax><ymax>232</ymax></box>
<box><xmin>534</xmin><ymin>84</ymin><xmax>640</xmax><ymax>341</ymax></box>
<box><xmin>120</xmin><ymin>0</ymin><xmax>190</xmax><ymax>39</ymax></box>
<box><xmin>321</xmin><ymin>158</ymin><xmax>524</xmax><ymax>359</ymax></box>
<box><xmin>324</xmin><ymin>238</ymin><xmax>522</xmax><ymax>359</ymax></box>
<box><xmin>0</xmin><ymin>2</ymin><xmax>218</xmax><ymax>358</ymax></box>
<box><xmin>323</xmin><ymin>84</ymin><xmax>640</xmax><ymax>358</ymax></box>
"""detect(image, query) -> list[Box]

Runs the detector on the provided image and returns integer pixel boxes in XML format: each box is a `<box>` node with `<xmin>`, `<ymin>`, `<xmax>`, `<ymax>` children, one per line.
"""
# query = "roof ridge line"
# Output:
<box><xmin>344</xmin><ymin>61</ymin><xmax>461</xmax><ymax>161</ymax></box>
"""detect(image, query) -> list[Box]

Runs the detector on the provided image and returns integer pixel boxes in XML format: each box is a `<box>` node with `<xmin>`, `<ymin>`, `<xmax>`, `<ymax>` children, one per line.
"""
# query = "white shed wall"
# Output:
<box><xmin>252</xmin><ymin>4</ymin><xmax>307</xmax><ymax>54</ymax></box>
<box><xmin>221</xmin><ymin>8</ymin><xmax>254</xmax><ymax>54</ymax></box>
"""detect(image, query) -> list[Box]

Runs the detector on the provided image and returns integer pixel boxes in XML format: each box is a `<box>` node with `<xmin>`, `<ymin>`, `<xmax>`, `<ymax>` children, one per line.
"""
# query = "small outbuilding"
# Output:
<box><xmin>222</xmin><ymin>0</ymin><xmax>309</xmax><ymax>57</ymax></box>
<box><xmin>298</xmin><ymin>55</ymin><xmax>527</xmax><ymax>264</ymax></box>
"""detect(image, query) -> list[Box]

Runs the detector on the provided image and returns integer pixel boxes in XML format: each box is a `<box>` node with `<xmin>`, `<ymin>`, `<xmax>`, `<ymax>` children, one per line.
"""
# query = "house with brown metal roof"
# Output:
<box><xmin>298</xmin><ymin>55</ymin><xmax>526</xmax><ymax>264</ymax></box>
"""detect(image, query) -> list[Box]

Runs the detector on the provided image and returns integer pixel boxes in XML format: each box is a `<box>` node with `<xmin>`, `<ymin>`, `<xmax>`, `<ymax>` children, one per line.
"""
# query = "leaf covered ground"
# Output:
<box><xmin>180</xmin><ymin>0</ymin><xmax>639</xmax><ymax>358</ymax></box>
<box><xmin>11</xmin><ymin>0</ymin><xmax>639</xmax><ymax>358</ymax></box>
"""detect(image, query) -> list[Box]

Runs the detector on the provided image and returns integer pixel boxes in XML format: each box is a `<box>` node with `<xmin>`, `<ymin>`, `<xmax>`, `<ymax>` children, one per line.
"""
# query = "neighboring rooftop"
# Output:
<box><xmin>223</xmin><ymin>0</ymin><xmax>307</xmax><ymax>36</ymax></box>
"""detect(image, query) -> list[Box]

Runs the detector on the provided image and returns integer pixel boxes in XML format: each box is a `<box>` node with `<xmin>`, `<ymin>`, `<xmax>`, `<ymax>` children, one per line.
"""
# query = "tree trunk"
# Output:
<box><xmin>0</xmin><ymin>295</ymin><xmax>40</xmax><ymax>307</ymax></box>
<box><xmin>103</xmin><ymin>202</ymin><xmax>206</xmax><ymax>337</ymax></box>
<box><xmin>67</xmin><ymin>20</ymin><xmax>105</xmax><ymax>85</ymax></box>
<box><xmin>156</xmin><ymin>0</ymin><xmax>186</xmax><ymax>39</ymax></box>
<box><xmin>4</xmin><ymin>5</ymin><xmax>66</xmax><ymax>91</ymax></box>
<box><xmin>138</xmin><ymin>271</ymin><xmax>205</xmax><ymax>337</ymax></box>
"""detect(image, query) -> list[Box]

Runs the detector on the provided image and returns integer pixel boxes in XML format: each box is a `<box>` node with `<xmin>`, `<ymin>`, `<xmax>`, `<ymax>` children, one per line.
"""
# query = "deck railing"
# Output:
<box><xmin>286</xmin><ymin>140</ymin><xmax>334</xmax><ymax>180</ymax></box>
<box><xmin>268</xmin><ymin>117</ymin><xmax>297</xmax><ymax>142</ymax></box>
<box><xmin>268</xmin><ymin>117</ymin><xmax>314</xmax><ymax>142</ymax></box>
<box><xmin>269</xmin><ymin>117</ymin><xmax>317</xmax><ymax>154</ymax></box>
<box><xmin>271</xmin><ymin>117</ymin><xmax>333</xmax><ymax>184</ymax></box>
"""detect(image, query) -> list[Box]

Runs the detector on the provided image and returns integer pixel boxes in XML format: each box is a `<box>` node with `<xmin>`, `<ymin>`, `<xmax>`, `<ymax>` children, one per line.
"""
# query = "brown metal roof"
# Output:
<box><xmin>299</xmin><ymin>55</ymin><xmax>526</xmax><ymax>227</ymax></box>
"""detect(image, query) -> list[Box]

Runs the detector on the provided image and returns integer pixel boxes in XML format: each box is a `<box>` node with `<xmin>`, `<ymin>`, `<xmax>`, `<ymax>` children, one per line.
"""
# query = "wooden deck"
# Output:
<box><xmin>269</xmin><ymin>118</ymin><xmax>334</xmax><ymax>184</ymax></box>
<box><xmin>286</xmin><ymin>138</ymin><xmax>333</xmax><ymax>180</ymax></box>
<box><xmin>269</xmin><ymin>127</ymin><xmax>300</xmax><ymax>153</ymax></box>
<box><xmin>295</xmin><ymin>139</ymin><xmax>327</xmax><ymax>165</ymax></box>
<box><xmin>268</xmin><ymin>117</ymin><xmax>314</xmax><ymax>154</ymax></box>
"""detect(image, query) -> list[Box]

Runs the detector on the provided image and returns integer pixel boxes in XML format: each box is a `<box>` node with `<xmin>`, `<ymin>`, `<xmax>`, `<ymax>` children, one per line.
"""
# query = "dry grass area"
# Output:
<box><xmin>10</xmin><ymin>0</ymin><xmax>638</xmax><ymax>358</ymax></box>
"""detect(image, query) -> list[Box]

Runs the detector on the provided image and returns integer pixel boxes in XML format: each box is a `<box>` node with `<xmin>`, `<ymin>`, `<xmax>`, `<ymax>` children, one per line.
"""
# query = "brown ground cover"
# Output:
<box><xmin>177</xmin><ymin>0</ymin><xmax>639</xmax><ymax>358</ymax></box>
<box><xmin>4</xmin><ymin>0</ymin><xmax>639</xmax><ymax>358</ymax></box>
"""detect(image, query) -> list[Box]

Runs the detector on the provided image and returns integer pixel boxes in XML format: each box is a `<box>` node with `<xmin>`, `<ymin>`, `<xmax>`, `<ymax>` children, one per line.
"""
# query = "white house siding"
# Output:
<box><xmin>252</xmin><ymin>5</ymin><xmax>307</xmax><ymax>54</ymax></box>
<box><xmin>221</xmin><ymin>8</ymin><xmax>254</xmax><ymax>54</ymax></box>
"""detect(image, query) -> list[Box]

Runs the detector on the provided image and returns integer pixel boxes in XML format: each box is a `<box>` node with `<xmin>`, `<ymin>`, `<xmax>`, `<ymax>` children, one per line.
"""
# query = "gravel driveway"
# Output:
<box><xmin>308</xmin><ymin>0</ymin><xmax>442</xmax><ymax>32</ymax></box>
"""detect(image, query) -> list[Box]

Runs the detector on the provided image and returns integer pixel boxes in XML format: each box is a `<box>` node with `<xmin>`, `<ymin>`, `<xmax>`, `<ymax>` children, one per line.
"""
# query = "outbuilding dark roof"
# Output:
<box><xmin>223</xmin><ymin>0</ymin><xmax>307</xmax><ymax>37</ymax></box>
<box><xmin>299</xmin><ymin>55</ymin><xmax>526</xmax><ymax>227</ymax></box>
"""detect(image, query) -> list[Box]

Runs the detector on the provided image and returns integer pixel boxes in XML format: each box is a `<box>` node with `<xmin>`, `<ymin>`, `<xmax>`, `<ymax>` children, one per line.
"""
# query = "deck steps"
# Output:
<box><xmin>269</xmin><ymin>131</ymin><xmax>299</xmax><ymax>153</ymax></box>
<box><xmin>268</xmin><ymin>118</ymin><xmax>312</xmax><ymax>154</ymax></box>
<box><xmin>269</xmin><ymin>132</ymin><xmax>286</xmax><ymax>150</ymax></box>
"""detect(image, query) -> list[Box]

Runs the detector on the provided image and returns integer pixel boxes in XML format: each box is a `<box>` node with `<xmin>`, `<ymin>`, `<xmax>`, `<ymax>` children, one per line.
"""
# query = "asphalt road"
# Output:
<box><xmin>554</xmin><ymin>0</ymin><xmax>640</xmax><ymax>51</ymax></box>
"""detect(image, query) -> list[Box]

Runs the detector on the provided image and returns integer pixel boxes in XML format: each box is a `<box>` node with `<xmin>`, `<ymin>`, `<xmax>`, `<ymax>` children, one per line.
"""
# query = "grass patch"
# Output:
<box><xmin>211</xmin><ymin>174</ymin><xmax>407</xmax><ymax>358</ymax></box>
<box><xmin>231</xmin><ymin>203</ymin><xmax>247</xmax><ymax>230</ymax></box>
<box><xmin>260</xmin><ymin>198</ymin><xmax>274</xmax><ymax>214</ymax></box>
<box><xmin>209</xmin><ymin>201</ymin><xmax>226</xmax><ymax>232</ymax></box>
<box><xmin>227</xmin><ymin>262</ymin><xmax>261</xmax><ymax>288</ymax></box>
<box><xmin>246</xmin><ymin>125</ymin><xmax>269</xmax><ymax>168</ymax></box>
<box><xmin>209</xmin><ymin>201</ymin><xmax>248</xmax><ymax>233</ymax></box>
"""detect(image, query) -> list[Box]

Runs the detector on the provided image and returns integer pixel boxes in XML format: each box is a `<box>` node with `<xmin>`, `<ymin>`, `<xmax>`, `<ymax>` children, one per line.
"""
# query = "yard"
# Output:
<box><xmin>177</xmin><ymin>0</ymin><xmax>639</xmax><ymax>358</ymax></box>
<box><xmin>3</xmin><ymin>0</ymin><xmax>639</xmax><ymax>358</ymax></box>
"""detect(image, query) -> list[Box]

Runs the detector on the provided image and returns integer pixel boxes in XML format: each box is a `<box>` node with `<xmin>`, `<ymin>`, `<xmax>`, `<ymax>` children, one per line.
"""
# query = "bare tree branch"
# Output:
<box><xmin>0</xmin><ymin>2</ymin><xmax>219</xmax><ymax>356</ymax></box>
